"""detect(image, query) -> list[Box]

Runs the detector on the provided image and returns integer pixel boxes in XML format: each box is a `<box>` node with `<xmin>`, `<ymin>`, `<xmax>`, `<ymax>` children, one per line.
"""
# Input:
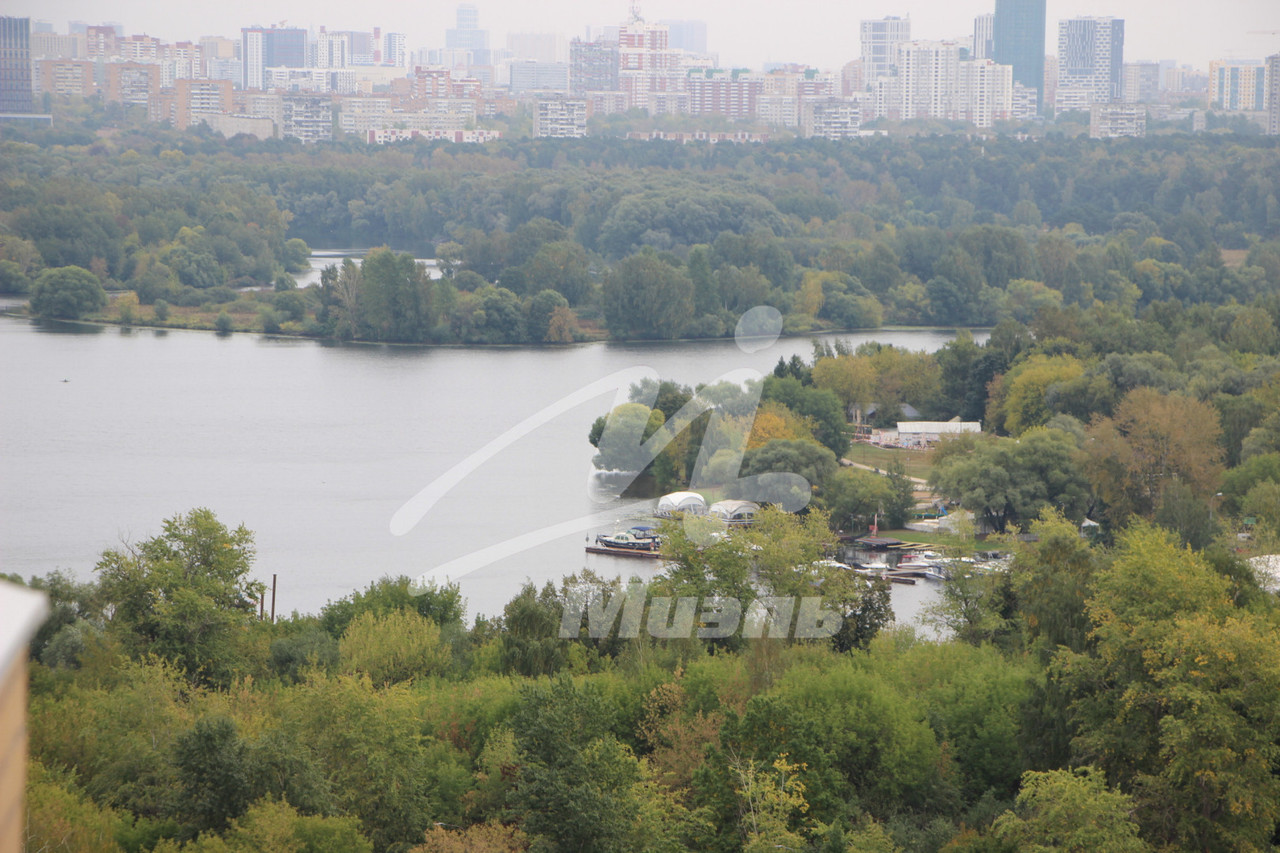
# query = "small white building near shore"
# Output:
<box><xmin>872</xmin><ymin>420</ymin><xmax>982</xmax><ymax>448</ymax></box>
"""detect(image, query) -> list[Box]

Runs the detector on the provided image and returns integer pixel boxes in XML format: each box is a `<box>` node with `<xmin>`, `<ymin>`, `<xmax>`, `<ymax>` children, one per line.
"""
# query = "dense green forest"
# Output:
<box><xmin>15</xmin><ymin>499</ymin><xmax>1280</xmax><ymax>852</ymax></box>
<box><xmin>2</xmin><ymin>111</ymin><xmax>1279</xmax><ymax>343</ymax></box>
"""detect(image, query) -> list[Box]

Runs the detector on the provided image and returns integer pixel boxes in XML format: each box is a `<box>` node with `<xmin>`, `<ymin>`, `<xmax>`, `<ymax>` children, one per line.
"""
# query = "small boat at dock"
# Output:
<box><xmin>589</xmin><ymin>525</ymin><xmax>663</xmax><ymax>558</ymax></box>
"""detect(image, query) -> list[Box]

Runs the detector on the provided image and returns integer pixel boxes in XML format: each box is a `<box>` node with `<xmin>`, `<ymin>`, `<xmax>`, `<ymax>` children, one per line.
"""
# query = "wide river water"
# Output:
<box><xmin>0</xmin><ymin>304</ymin><xmax>978</xmax><ymax>627</ymax></box>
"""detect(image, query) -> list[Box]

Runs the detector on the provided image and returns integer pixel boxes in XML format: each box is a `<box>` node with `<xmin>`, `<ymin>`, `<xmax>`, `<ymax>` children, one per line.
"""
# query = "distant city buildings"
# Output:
<box><xmin>2</xmin><ymin>4</ymin><xmax>1260</xmax><ymax>142</ymax></box>
<box><xmin>241</xmin><ymin>26</ymin><xmax>306</xmax><ymax>91</ymax></box>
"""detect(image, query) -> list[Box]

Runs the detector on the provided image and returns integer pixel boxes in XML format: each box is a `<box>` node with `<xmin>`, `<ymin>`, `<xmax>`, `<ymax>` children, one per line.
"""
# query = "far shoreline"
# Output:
<box><xmin>1</xmin><ymin>305</ymin><xmax>989</xmax><ymax>350</ymax></box>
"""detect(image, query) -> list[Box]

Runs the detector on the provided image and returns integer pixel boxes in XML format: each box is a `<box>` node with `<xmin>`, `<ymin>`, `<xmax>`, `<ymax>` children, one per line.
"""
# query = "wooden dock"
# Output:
<box><xmin>585</xmin><ymin>546</ymin><xmax>664</xmax><ymax>559</ymax></box>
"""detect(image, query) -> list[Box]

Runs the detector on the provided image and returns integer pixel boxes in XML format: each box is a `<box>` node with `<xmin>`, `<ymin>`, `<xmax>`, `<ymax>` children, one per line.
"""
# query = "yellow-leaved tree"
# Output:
<box><xmin>339</xmin><ymin>609</ymin><xmax>451</xmax><ymax>684</ymax></box>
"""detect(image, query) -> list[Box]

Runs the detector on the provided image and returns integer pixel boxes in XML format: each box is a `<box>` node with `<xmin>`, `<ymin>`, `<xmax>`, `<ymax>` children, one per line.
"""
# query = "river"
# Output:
<box><xmin>0</xmin><ymin>306</ymin><xmax>978</xmax><ymax>628</ymax></box>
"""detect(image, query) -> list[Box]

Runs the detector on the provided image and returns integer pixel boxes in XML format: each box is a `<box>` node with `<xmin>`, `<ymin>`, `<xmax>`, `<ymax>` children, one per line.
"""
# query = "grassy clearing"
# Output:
<box><xmin>845</xmin><ymin>442</ymin><xmax>935</xmax><ymax>480</ymax></box>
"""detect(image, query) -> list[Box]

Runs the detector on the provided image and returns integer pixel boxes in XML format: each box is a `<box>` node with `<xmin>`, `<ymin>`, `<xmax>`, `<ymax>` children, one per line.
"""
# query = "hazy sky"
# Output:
<box><xmin>16</xmin><ymin>0</ymin><xmax>1280</xmax><ymax>72</ymax></box>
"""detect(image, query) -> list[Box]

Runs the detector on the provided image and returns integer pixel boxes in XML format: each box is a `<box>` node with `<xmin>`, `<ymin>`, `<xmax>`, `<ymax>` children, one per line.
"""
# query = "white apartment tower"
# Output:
<box><xmin>1057</xmin><ymin>16</ymin><xmax>1124</xmax><ymax>107</ymax></box>
<box><xmin>896</xmin><ymin>40</ymin><xmax>960</xmax><ymax>120</ymax></box>
<box><xmin>313</xmin><ymin>30</ymin><xmax>349</xmax><ymax>69</ymax></box>
<box><xmin>958</xmin><ymin>59</ymin><xmax>1013</xmax><ymax>127</ymax></box>
<box><xmin>860</xmin><ymin>17</ymin><xmax>911</xmax><ymax>86</ymax></box>
<box><xmin>243</xmin><ymin>30</ymin><xmax>265</xmax><ymax>90</ymax></box>
<box><xmin>383</xmin><ymin>32</ymin><xmax>406</xmax><ymax>67</ymax></box>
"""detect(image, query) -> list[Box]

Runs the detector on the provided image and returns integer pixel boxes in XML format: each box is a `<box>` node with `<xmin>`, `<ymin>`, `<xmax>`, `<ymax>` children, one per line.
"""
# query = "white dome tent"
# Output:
<box><xmin>655</xmin><ymin>491</ymin><xmax>708</xmax><ymax>517</ymax></box>
<box><xmin>709</xmin><ymin>499</ymin><xmax>760</xmax><ymax>527</ymax></box>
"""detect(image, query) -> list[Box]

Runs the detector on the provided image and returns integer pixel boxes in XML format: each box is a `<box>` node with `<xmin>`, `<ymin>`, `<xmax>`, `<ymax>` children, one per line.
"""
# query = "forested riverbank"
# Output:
<box><xmin>14</xmin><ymin>503</ymin><xmax>1280</xmax><ymax>853</ymax></box>
<box><xmin>3</xmin><ymin>112</ymin><xmax>1279</xmax><ymax>345</ymax></box>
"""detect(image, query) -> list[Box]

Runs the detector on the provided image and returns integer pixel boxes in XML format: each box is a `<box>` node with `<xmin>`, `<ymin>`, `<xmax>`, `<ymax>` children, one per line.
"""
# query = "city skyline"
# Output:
<box><xmin>10</xmin><ymin>0</ymin><xmax>1279</xmax><ymax>74</ymax></box>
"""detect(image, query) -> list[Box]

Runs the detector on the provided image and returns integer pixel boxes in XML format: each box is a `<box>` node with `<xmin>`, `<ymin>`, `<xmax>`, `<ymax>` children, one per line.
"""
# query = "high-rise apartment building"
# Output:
<box><xmin>569</xmin><ymin>37</ymin><xmax>620</xmax><ymax>95</ymax></box>
<box><xmin>1267</xmin><ymin>54</ymin><xmax>1280</xmax><ymax>135</ymax></box>
<box><xmin>329</xmin><ymin>30</ymin><xmax>376</xmax><ymax>65</ymax></box>
<box><xmin>686</xmin><ymin>69</ymin><xmax>764</xmax><ymax>119</ymax></box>
<box><xmin>1208</xmin><ymin>60</ymin><xmax>1267</xmax><ymax>111</ymax></box>
<box><xmin>973</xmin><ymin>14</ymin><xmax>995</xmax><ymax>61</ymax></box>
<box><xmin>35</xmin><ymin>59</ymin><xmax>94</xmax><ymax>98</ymax></box>
<box><xmin>119</xmin><ymin>34</ymin><xmax>161</xmax><ymax>63</ymax></box>
<box><xmin>617</xmin><ymin>18</ymin><xmax>682</xmax><ymax>112</ymax></box>
<box><xmin>313</xmin><ymin>30</ymin><xmax>350</xmax><ymax>69</ymax></box>
<box><xmin>1058</xmin><ymin>17</ymin><xmax>1124</xmax><ymax>106</ymax></box>
<box><xmin>446</xmin><ymin>4</ymin><xmax>490</xmax><ymax>65</ymax></box>
<box><xmin>1122</xmin><ymin>61</ymin><xmax>1160</xmax><ymax>103</ymax></box>
<box><xmin>242</xmin><ymin>27</ymin><xmax>307</xmax><ymax>90</ymax></box>
<box><xmin>383</xmin><ymin>33</ymin><xmax>406</xmax><ymax>67</ymax></box>
<box><xmin>860</xmin><ymin>17</ymin><xmax>910</xmax><ymax>85</ymax></box>
<box><xmin>174</xmin><ymin>78</ymin><xmax>232</xmax><ymax>129</ymax></box>
<box><xmin>85</xmin><ymin>24</ymin><xmax>120</xmax><ymax>59</ymax></box>
<box><xmin>840</xmin><ymin>59</ymin><xmax>863</xmax><ymax>96</ymax></box>
<box><xmin>958</xmin><ymin>59</ymin><xmax>1013</xmax><ymax>127</ymax></box>
<box><xmin>0</xmin><ymin>16</ymin><xmax>34</xmax><ymax>113</ymax></box>
<box><xmin>896</xmin><ymin>40</ymin><xmax>960</xmax><ymax>120</ymax></box>
<box><xmin>992</xmin><ymin>0</ymin><xmax>1044</xmax><ymax>110</ymax></box>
